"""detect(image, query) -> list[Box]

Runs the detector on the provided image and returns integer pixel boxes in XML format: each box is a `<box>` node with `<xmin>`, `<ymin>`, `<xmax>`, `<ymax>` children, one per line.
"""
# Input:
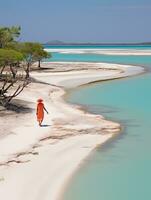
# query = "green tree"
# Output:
<box><xmin>19</xmin><ymin>42</ymin><xmax>51</xmax><ymax>77</ymax></box>
<box><xmin>0</xmin><ymin>49</ymin><xmax>28</xmax><ymax>106</ymax></box>
<box><xmin>0</xmin><ymin>49</ymin><xmax>23</xmax><ymax>77</ymax></box>
<box><xmin>34</xmin><ymin>46</ymin><xmax>51</xmax><ymax>68</ymax></box>
<box><xmin>0</xmin><ymin>26</ymin><xmax>21</xmax><ymax>48</ymax></box>
<box><xmin>0</xmin><ymin>26</ymin><xmax>52</xmax><ymax>107</ymax></box>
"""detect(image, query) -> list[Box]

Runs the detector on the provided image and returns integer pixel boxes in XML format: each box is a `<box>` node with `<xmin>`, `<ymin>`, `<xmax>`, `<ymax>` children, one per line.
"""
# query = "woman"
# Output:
<box><xmin>36</xmin><ymin>99</ymin><xmax>48</xmax><ymax>126</ymax></box>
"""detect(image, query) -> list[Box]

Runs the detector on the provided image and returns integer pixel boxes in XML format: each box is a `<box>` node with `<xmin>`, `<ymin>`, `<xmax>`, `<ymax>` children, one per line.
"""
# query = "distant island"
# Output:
<box><xmin>45</xmin><ymin>40</ymin><xmax>66</xmax><ymax>45</ymax></box>
<box><xmin>44</xmin><ymin>40</ymin><xmax>151</xmax><ymax>46</ymax></box>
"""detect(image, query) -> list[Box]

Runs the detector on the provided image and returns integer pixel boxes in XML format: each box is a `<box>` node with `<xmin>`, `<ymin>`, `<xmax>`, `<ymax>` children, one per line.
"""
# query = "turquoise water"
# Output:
<box><xmin>59</xmin><ymin>50</ymin><xmax>151</xmax><ymax>200</ymax></box>
<box><xmin>44</xmin><ymin>45</ymin><xmax>151</xmax><ymax>49</ymax></box>
<box><xmin>64</xmin><ymin>73</ymin><xmax>151</xmax><ymax>200</ymax></box>
<box><xmin>46</xmin><ymin>47</ymin><xmax>151</xmax><ymax>200</ymax></box>
<box><xmin>45</xmin><ymin>45</ymin><xmax>151</xmax><ymax>68</ymax></box>
<box><xmin>46</xmin><ymin>53</ymin><xmax>151</xmax><ymax>69</ymax></box>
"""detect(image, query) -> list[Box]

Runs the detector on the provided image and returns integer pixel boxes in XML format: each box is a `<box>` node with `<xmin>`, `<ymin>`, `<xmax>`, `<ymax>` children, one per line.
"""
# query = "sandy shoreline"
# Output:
<box><xmin>45</xmin><ymin>48</ymin><xmax>151</xmax><ymax>55</ymax></box>
<box><xmin>0</xmin><ymin>61</ymin><xmax>144</xmax><ymax>200</ymax></box>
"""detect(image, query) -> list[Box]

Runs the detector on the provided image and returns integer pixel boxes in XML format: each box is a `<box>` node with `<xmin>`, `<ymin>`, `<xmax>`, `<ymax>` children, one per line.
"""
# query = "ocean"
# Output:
<box><xmin>46</xmin><ymin>46</ymin><xmax>151</xmax><ymax>200</ymax></box>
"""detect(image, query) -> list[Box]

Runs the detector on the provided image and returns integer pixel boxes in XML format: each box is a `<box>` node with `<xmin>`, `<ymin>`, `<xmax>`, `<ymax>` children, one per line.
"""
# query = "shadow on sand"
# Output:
<box><xmin>40</xmin><ymin>124</ymin><xmax>51</xmax><ymax>127</ymax></box>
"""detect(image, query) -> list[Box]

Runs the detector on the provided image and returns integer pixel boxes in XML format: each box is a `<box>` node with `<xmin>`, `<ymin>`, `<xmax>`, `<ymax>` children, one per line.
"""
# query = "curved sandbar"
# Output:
<box><xmin>45</xmin><ymin>48</ymin><xmax>151</xmax><ymax>56</ymax></box>
<box><xmin>0</xmin><ymin>62</ymin><xmax>144</xmax><ymax>200</ymax></box>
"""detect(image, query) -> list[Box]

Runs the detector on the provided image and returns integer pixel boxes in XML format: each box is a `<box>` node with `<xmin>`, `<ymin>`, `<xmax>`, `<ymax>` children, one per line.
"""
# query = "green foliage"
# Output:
<box><xmin>20</xmin><ymin>42</ymin><xmax>50</xmax><ymax>63</ymax></box>
<box><xmin>0</xmin><ymin>25</ymin><xmax>52</xmax><ymax>106</ymax></box>
<box><xmin>3</xmin><ymin>41</ymin><xmax>51</xmax><ymax>68</ymax></box>
<box><xmin>0</xmin><ymin>26</ymin><xmax>21</xmax><ymax>48</ymax></box>
<box><xmin>0</xmin><ymin>49</ymin><xmax>23</xmax><ymax>66</ymax></box>
<box><xmin>34</xmin><ymin>46</ymin><xmax>50</xmax><ymax>61</ymax></box>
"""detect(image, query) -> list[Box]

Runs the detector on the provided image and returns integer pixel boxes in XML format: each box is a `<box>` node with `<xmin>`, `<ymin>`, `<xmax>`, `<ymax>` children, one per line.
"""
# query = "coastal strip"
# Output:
<box><xmin>45</xmin><ymin>48</ymin><xmax>151</xmax><ymax>56</ymax></box>
<box><xmin>0</xmin><ymin>62</ymin><xmax>144</xmax><ymax>200</ymax></box>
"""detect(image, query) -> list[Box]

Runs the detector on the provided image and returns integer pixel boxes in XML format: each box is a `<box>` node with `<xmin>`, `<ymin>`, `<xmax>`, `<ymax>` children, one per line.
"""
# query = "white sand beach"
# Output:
<box><xmin>0</xmin><ymin>61</ymin><xmax>144</xmax><ymax>200</ymax></box>
<box><xmin>45</xmin><ymin>48</ymin><xmax>151</xmax><ymax>55</ymax></box>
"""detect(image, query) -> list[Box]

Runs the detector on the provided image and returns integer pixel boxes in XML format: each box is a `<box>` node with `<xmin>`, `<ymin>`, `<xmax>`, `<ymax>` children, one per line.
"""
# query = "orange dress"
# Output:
<box><xmin>37</xmin><ymin>102</ymin><xmax>44</xmax><ymax>122</ymax></box>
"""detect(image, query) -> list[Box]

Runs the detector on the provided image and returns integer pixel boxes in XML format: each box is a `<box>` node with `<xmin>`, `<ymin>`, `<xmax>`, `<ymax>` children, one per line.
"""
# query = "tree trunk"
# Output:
<box><xmin>25</xmin><ymin>62</ymin><xmax>30</xmax><ymax>79</ymax></box>
<box><xmin>38</xmin><ymin>60</ymin><xmax>41</xmax><ymax>68</ymax></box>
<box><xmin>10</xmin><ymin>65</ymin><xmax>16</xmax><ymax>79</ymax></box>
<box><xmin>0</xmin><ymin>65</ymin><xmax>6</xmax><ymax>74</ymax></box>
<box><xmin>17</xmin><ymin>61</ymin><xmax>20</xmax><ymax>67</ymax></box>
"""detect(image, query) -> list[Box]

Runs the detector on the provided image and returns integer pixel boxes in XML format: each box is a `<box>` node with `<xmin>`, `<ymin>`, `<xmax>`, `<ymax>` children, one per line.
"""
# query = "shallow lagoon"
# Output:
<box><xmin>46</xmin><ymin>47</ymin><xmax>151</xmax><ymax>200</ymax></box>
<box><xmin>64</xmin><ymin>73</ymin><xmax>151</xmax><ymax>200</ymax></box>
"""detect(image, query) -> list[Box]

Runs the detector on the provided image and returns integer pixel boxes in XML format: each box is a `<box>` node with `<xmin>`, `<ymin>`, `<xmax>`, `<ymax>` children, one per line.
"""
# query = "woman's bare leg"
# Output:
<box><xmin>39</xmin><ymin>120</ymin><xmax>42</xmax><ymax>126</ymax></box>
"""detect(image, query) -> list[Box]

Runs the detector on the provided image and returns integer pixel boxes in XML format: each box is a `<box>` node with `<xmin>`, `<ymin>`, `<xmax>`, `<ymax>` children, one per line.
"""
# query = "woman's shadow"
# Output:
<box><xmin>41</xmin><ymin>124</ymin><xmax>51</xmax><ymax>127</ymax></box>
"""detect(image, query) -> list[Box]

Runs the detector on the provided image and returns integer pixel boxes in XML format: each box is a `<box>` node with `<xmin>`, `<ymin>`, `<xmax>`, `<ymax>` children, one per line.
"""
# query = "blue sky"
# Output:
<box><xmin>0</xmin><ymin>0</ymin><xmax>151</xmax><ymax>43</ymax></box>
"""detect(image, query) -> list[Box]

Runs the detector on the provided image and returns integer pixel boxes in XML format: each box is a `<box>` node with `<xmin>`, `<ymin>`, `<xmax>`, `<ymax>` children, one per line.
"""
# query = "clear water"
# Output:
<box><xmin>64</xmin><ymin>73</ymin><xmax>151</xmax><ymax>200</ymax></box>
<box><xmin>46</xmin><ymin>53</ymin><xmax>151</xmax><ymax>69</ymax></box>
<box><xmin>46</xmin><ymin>47</ymin><xmax>151</xmax><ymax>200</ymax></box>
<box><xmin>44</xmin><ymin>45</ymin><xmax>151</xmax><ymax>50</ymax></box>
<box><xmin>44</xmin><ymin>45</ymin><xmax>151</xmax><ymax>68</ymax></box>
